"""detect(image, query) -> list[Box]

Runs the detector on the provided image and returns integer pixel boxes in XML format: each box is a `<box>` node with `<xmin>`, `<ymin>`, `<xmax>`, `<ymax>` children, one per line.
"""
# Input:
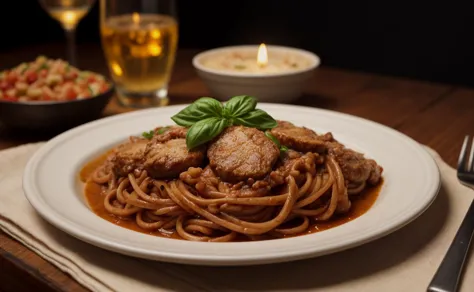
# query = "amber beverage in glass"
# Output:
<box><xmin>100</xmin><ymin>0</ymin><xmax>178</xmax><ymax>107</ymax></box>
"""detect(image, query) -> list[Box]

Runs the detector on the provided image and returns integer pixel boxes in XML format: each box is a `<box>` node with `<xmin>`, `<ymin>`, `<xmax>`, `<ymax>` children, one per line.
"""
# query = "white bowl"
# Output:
<box><xmin>192</xmin><ymin>45</ymin><xmax>321</xmax><ymax>103</ymax></box>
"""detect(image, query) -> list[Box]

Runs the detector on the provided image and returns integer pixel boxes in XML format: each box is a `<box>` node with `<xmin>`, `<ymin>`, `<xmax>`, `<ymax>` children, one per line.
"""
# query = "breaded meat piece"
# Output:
<box><xmin>208</xmin><ymin>126</ymin><xmax>279</xmax><ymax>182</ymax></box>
<box><xmin>111</xmin><ymin>138</ymin><xmax>148</xmax><ymax>176</ymax></box>
<box><xmin>270</xmin><ymin>120</ymin><xmax>333</xmax><ymax>153</ymax></box>
<box><xmin>144</xmin><ymin>138</ymin><xmax>205</xmax><ymax>178</ymax></box>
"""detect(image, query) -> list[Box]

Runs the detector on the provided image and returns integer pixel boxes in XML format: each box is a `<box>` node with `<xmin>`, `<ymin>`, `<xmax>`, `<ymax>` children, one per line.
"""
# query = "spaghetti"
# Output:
<box><xmin>87</xmin><ymin>148</ymin><xmax>376</xmax><ymax>242</ymax></box>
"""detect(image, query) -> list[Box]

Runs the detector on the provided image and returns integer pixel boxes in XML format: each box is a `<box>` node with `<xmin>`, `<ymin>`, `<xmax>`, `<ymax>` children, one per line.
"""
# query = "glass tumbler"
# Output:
<box><xmin>100</xmin><ymin>0</ymin><xmax>178</xmax><ymax>107</ymax></box>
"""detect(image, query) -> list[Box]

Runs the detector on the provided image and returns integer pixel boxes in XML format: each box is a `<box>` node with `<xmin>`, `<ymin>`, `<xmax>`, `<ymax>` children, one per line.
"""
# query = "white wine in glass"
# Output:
<box><xmin>100</xmin><ymin>0</ymin><xmax>178</xmax><ymax>108</ymax></box>
<box><xmin>39</xmin><ymin>0</ymin><xmax>96</xmax><ymax>66</ymax></box>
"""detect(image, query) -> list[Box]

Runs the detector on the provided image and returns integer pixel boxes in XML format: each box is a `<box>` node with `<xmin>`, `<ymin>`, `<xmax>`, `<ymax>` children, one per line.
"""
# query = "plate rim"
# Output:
<box><xmin>22</xmin><ymin>103</ymin><xmax>441</xmax><ymax>265</ymax></box>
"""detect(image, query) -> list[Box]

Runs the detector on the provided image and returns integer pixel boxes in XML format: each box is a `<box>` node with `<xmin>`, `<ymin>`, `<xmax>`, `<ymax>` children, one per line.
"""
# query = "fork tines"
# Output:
<box><xmin>458</xmin><ymin>135</ymin><xmax>474</xmax><ymax>174</ymax></box>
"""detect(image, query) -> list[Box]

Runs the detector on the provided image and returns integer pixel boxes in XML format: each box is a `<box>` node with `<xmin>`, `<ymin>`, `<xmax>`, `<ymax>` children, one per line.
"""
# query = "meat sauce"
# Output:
<box><xmin>80</xmin><ymin>151</ymin><xmax>383</xmax><ymax>240</ymax></box>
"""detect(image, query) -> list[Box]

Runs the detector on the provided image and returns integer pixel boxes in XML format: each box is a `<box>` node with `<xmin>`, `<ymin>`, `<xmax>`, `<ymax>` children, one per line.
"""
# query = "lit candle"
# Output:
<box><xmin>257</xmin><ymin>43</ymin><xmax>268</xmax><ymax>68</ymax></box>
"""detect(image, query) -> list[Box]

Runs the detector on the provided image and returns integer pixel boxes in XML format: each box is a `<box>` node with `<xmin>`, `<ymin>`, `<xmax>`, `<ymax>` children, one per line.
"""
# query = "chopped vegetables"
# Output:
<box><xmin>0</xmin><ymin>56</ymin><xmax>112</xmax><ymax>102</ymax></box>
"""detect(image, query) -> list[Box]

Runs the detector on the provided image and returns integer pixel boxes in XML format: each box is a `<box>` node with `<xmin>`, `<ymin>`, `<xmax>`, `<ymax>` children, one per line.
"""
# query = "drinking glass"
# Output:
<box><xmin>39</xmin><ymin>0</ymin><xmax>96</xmax><ymax>66</ymax></box>
<box><xmin>99</xmin><ymin>0</ymin><xmax>178</xmax><ymax>108</ymax></box>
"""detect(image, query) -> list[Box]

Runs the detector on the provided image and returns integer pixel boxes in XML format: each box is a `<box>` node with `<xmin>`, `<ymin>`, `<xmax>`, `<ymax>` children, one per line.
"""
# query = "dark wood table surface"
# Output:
<box><xmin>1</xmin><ymin>43</ymin><xmax>473</xmax><ymax>292</ymax></box>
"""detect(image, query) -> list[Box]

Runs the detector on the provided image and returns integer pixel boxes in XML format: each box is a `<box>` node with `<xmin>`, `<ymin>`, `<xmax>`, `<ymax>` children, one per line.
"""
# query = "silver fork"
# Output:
<box><xmin>427</xmin><ymin>135</ymin><xmax>474</xmax><ymax>292</ymax></box>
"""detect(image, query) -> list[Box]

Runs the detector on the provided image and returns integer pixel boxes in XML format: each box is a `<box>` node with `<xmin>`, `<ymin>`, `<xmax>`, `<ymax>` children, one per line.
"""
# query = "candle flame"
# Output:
<box><xmin>257</xmin><ymin>43</ymin><xmax>268</xmax><ymax>67</ymax></box>
<box><xmin>132</xmin><ymin>12</ymin><xmax>140</xmax><ymax>24</ymax></box>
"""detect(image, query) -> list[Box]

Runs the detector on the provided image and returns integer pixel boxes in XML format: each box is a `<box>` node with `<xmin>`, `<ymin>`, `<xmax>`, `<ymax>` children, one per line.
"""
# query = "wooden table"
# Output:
<box><xmin>1</xmin><ymin>43</ymin><xmax>473</xmax><ymax>292</ymax></box>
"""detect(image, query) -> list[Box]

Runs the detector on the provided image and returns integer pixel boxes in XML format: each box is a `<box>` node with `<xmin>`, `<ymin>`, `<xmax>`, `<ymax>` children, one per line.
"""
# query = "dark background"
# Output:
<box><xmin>2</xmin><ymin>1</ymin><xmax>474</xmax><ymax>87</ymax></box>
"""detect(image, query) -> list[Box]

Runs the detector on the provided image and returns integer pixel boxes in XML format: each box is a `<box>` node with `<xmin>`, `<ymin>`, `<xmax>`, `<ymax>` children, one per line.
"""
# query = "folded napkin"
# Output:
<box><xmin>1</xmin><ymin>143</ymin><xmax>473</xmax><ymax>292</ymax></box>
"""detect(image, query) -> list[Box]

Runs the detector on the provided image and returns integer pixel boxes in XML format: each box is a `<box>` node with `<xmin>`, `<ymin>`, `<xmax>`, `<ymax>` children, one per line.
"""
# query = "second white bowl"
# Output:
<box><xmin>192</xmin><ymin>45</ymin><xmax>321</xmax><ymax>103</ymax></box>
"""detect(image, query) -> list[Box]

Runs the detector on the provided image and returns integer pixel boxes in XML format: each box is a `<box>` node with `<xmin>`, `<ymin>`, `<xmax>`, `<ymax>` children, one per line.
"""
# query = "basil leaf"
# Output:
<box><xmin>234</xmin><ymin>109</ymin><xmax>278</xmax><ymax>130</ymax></box>
<box><xmin>223</xmin><ymin>95</ymin><xmax>257</xmax><ymax>118</ymax></box>
<box><xmin>171</xmin><ymin>97</ymin><xmax>223</xmax><ymax>127</ymax></box>
<box><xmin>265</xmin><ymin>131</ymin><xmax>281</xmax><ymax>147</ymax></box>
<box><xmin>186</xmin><ymin>117</ymin><xmax>230</xmax><ymax>149</ymax></box>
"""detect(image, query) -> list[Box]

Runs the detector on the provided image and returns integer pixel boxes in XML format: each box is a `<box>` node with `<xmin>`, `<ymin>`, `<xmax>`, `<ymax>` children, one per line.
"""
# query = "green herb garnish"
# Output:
<box><xmin>234</xmin><ymin>65</ymin><xmax>246</xmax><ymax>70</ymax></box>
<box><xmin>87</xmin><ymin>85</ymin><xmax>94</xmax><ymax>96</ymax></box>
<box><xmin>265</xmin><ymin>131</ymin><xmax>288</xmax><ymax>154</ymax></box>
<box><xmin>265</xmin><ymin>131</ymin><xmax>280</xmax><ymax>147</ymax></box>
<box><xmin>157</xmin><ymin>126</ymin><xmax>170</xmax><ymax>134</ymax></box>
<box><xmin>142</xmin><ymin>126</ymin><xmax>169</xmax><ymax>140</ymax></box>
<box><xmin>185</xmin><ymin>117</ymin><xmax>231</xmax><ymax>150</ymax></box>
<box><xmin>142</xmin><ymin>130</ymin><xmax>154</xmax><ymax>139</ymax></box>
<box><xmin>171</xmin><ymin>95</ymin><xmax>277</xmax><ymax>149</ymax></box>
<box><xmin>171</xmin><ymin>97</ymin><xmax>223</xmax><ymax>127</ymax></box>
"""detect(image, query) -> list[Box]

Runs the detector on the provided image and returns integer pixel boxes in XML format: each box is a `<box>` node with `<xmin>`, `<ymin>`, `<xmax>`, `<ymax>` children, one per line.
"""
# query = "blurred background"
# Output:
<box><xmin>2</xmin><ymin>1</ymin><xmax>474</xmax><ymax>87</ymax></box>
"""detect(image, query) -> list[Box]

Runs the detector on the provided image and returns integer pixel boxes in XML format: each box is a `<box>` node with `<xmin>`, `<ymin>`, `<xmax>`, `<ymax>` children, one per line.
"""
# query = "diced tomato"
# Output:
<box><xmin>65</xmin><ymin>71</ymin><xmax>78</xmax><ymax>80</ymax></box>
<box><xmin>87</xmin><ymin>76</ymin><xmax>97</xmax><ymax>83</ymax></box>
<box><xmin>65</xmin><ymin>87</ymin><xmax>77</xmax><ymax>100</ymax></box>
<box><xmin>42</xmin><ymin>94</ymin><xmax>52</xmax><ymax>101</ymax></box>
<box><xmin>39</xmin><ymin>69</ymin><xmax>48</xmax><ymax>78</ymax></box>
<box><xmin>100</xmin><ymin>84</ymin><xmax>109</xmax><ymax>92</ymax></box>
<box><xmin>26</xmin><ymin>71</ymin><xmax>38</xmax><ymax>84</ymax></box>
<box><xmin>6</xmin><ymin>72</ymin><xmax>18</xmax><ymax>84</ymax></box>
<box><xmin>63</xmin><ymin>81</ymin><xmax>74</xmax><ymax>87</ymax></box>
<box><xmin>0</xmin><ymin>81</ymin><xmax>12</xmax><ymax>90</ymax></box>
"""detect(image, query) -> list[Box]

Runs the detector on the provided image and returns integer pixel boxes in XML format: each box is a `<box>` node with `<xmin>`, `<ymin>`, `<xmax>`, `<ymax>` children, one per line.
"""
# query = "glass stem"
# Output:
<box><xmin>65</xmin><ymin>28</ymin><xmax>77</xmax><ymax>66</ymax></box>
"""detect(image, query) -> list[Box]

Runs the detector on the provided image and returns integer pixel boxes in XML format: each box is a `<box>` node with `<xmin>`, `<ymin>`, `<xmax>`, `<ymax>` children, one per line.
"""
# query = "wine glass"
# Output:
<box><xmin>39</xmin><ymin>0</ymin><xmax>97</xmax><ymax>66</ymax></box>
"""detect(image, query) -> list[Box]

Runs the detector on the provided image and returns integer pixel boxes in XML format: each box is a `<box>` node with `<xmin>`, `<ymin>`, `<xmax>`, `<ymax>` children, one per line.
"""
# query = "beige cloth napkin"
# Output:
<box><xmin>1</xmin><ymin>142</ymin><xmax>474</xmax><ymax>292</ymax></box>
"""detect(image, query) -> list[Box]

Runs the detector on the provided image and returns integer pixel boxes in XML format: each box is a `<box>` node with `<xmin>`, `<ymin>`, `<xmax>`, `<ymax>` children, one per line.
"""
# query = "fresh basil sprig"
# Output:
<box><xmin>234</xmin><ymin>109</ymin><xmax>279</xmax><ymax>130</ymax></box>
<box><xmin>171</xmin><ymin>97</ymin><xmax>223</xmax><ymax>127</ymax></box>
<box><xmin>185</xmin><ymin>117</ymin><xmax>231</xmax><ymax>150</ymax></box>
<box><xmin>171</xmin><ymin>95</ymin><xmax>277</xmax><ymax>149</ymax></box>
<box><xmin>222</xmin><ymin>95</ymin><xmax>257</xmax><ymax>117</ymax></box>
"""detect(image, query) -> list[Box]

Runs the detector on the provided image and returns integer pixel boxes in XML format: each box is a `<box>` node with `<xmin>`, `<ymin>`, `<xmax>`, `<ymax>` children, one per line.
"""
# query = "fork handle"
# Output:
<box><xmin>427</xmin><ymin>200</ymin><xmax>474</xmax><ymax>292</ymax></box>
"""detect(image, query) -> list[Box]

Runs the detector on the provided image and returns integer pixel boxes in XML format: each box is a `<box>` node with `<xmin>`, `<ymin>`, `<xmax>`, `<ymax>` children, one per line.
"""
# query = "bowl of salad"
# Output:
<box><xmin>0</xmin><ymin>56</ymin><xmax>115</xmax><ymax>131</ymax></box>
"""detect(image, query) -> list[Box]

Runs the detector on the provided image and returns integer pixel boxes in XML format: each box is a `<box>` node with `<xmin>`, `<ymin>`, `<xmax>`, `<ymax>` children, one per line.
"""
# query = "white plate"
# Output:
<box><xmin>23</xmin><ymin>104</ymin><xmax>440</xmax><ymax>266</ymax></box>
